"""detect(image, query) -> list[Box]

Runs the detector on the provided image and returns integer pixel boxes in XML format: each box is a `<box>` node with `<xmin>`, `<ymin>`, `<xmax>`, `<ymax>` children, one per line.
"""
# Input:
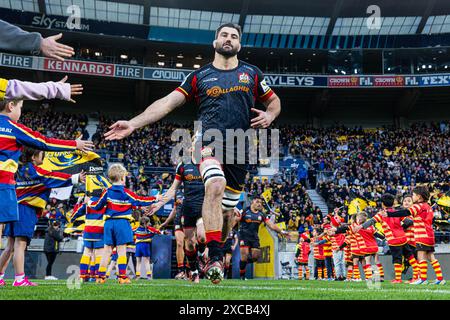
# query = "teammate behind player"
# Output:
<box><xmin>151</xmin><ymin>151</ymin><xmax>206</xmax><ymax>283</ymax></box>
<box><xmin>159</xmin><ymin>198</ymin><xmax>187</xmax><ymax>279</ymax></box>
<box><xmin>104</xmin><ymin>23</ymin><xmax>281</xmax><ymax>284</ymax></box>
<box><xmin>235</xmin><ymin>198</ymin><xmax>287</xmax><ymax>280</ymax></box>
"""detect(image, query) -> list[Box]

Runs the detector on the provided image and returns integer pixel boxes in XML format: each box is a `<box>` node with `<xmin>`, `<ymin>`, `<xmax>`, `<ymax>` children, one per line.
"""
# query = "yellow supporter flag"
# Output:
<box><xmin>40</xmin><ymin>150</ymin><xmax>102</xmax><ymax>174</ymax></box>
<box><xmin>0</xmin><ymin>78</ymin><xmax>8</xmax><ymax>100</ymax></box>
<box><xmin>40</xmin><ymin>150</ymin><xmax>109</xmax><ymax>197</ymax></box>
<box><xmin>437</xmin><ymin>195</ymin><xmax>450</xmax><ymax>214</ymax></box>
<box><xmin>348</xmin><ymin>198</ymin><xmax>369</xmax><ymax>215</ymax></box>
<box><xmin>261</xmin><ymin>188</ymin><xmax>272</xmax><ymax>202</ymax></box>
<box><xmin>86</xmin><ymin>174</ymin><xmax>111</xmax><ymax>197</ymax></box>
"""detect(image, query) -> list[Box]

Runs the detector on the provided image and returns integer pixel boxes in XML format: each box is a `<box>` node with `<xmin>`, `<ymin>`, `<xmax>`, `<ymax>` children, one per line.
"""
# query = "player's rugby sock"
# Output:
<box><xmin>79</xmin><ymin>254</ymin><xmax>90</xmax><ymax>278</ymax></box>
<box><xmin>364</xmin><ymin>264</ymin><xmax>373</xmax><ymax>280</ymax></box>
<box><xmin>94</xmin><ymin>255</ymin><xmax>101</xmax><ymax>277</ymax></box>
<box><xmin>376</xmin><ymin>263</ymin><xmax>384</xmax><ymax>278</ymax></box>
<box><xmin>239</xmin><ymin>260</ymin><xmax>247</xmax><ymax>277</ymax></box>
<box><xmin>89</xmin><ymin>261</ymin><xmax>96</xmax><ymax>278</ymax></box>
<box><xmin>177</xmin><ymin>262</ymin><xmax>185</xmax><ymax>273</ymax></box>
<box><xmin>431</xmin><ymin>259</ymin><xmax>443</xmax><ymax>281</ymax></box>
<box><xmin>394</xmin><ymin>263</ymin><xmax>402</xmax><ymax>281</ymax></box>
<box><xmin>198</xmin><ymin>240</ymin><xmax>206</xmax><ymax>257</ymax></box>
<box><xmin>98</xmin><ymin>266</ymin><xmax>107</xmax><ymax>278</ymax></box>
<box><xmin>353</xmin><ymin>265</ymin><xmax>360</xmax><ymax>280</ymax></box>
<box><xmin>346</xmin><ymin>266</ymin><xmax>353</xmax><ymax>280</ymax></box>
<box><xmin>205</xmin><ymin>230</ymin><xmax>223</xmax><ymax>261</ymax></box>
<box><xmin>117</xmin><ymin>255</ymin><xmax>127</xmax><ymax>279</ymax></box>
<box><xmin>185</xmin><ymin>248</ymin><xmax>198</xmax><ymax>271</ymax></box>
<box><xmin>305</xmin><ymin>267</ymin><xmax>310</xmax><ymax>280</ymax></box>
<box><xmin>317</xmin><ymin>267</ymin><xmax>323</xmax><ymax>279</ymax></box>
<box><xmin>0</xmin><ymin>273</ymin><xmax>4</xmax><ymax>280</ymax></box>
<box><xmin>298</xmin><ymin>266</ymin><xmax>303</xmax><ymax>279</ymax></box>
<box><xmin>419</xmin><ymin>260</ymin><xmax>428</xmax><ymax>281</ymax></box>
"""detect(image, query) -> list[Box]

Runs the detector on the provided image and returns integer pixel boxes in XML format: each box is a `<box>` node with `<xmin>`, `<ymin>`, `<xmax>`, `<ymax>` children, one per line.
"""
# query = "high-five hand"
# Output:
<box><xmin>104</xmin><ymin>121</ymin><xmax>136</xmax><ymax>140</ymax></box>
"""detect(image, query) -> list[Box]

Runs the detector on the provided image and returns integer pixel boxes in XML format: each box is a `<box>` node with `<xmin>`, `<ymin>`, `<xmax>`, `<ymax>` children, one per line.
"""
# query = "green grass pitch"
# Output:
<box><xmin>0</xmin><ymin>279</ymin><xmax>449</xmax><ymax>300</ymax></box>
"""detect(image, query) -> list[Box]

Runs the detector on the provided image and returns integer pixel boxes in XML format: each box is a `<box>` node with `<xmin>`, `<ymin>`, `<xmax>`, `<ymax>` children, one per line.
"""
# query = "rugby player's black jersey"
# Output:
<box><xmin>238</xmin><ymin>208</ymin><xmax>270</xmax><ymax>238</ymax></box>
<box><xmin>175</xmin><ymin>162</ymin><xmax>204</xmax><ymax>208</ymax></box>
<box><xmin>176</xmin><ymin>61</ymin><xmax>274</xmax><ymax>164</ymax></box>
<box><xmin>176</xmin><ymin>61</ymin><xmax>273</xmax><ymax>135</ymax></box>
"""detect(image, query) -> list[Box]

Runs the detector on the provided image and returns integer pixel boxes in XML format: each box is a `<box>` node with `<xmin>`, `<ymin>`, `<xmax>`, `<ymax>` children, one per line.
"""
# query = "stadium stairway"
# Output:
<box><xmin>306</xmin><ymin>189</ymin><xmax>329</xmax><ymax>216</ymax></box>
<box><xmin>85</xmin><ymin>116</ymin><xmax>99</xmax><ymax>140</ymax></box>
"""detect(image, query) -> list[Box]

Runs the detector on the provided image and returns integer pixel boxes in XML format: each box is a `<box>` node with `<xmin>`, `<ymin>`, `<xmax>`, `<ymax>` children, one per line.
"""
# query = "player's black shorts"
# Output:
<box><xmin>239</xmin><ymin>235</ymin><xmax>260</xmax><ymax>249</ymax></box>
<box><xmin>223</xmin><ymin>238</ymin><xmax>234</xmax><ymax>254</ymax></box>
<box><xmin>181</xmin><ymin>204</ymin><xmax>202</xmax><ymax>229</ymax></box>
<box><xmin>406</xmin><ymin>243</ymin><xmax>417</xmax><ymax>258</ymax></box>
<box><xmin>315</xmin><ymin>259</ymin><xmax>325</xmax><ymax>268</ymax></box>
<box><xmin>390</xmin><ymin>244</ymin><xmax>415</xmax><ymax>264</ymax></box>
<box><xmin>223</xmin><ymin>164</ymin><xmax>247</xmax><ymax>193</ymax></box>
<box><xmin>416</xmin><ymin>243</ymin><xmax>435</xmax><ymax>253</ymax></box>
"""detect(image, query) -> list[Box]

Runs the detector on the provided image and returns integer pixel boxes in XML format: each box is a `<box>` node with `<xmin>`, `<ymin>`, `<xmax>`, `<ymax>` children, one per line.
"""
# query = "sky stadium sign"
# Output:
<box><xmin>4</xmin><ymin>52</ymin><xmax>450</xmax><ymax>88</ymax></box>
<box><xmin>0</xmin><ymin>9</ymin><xmax>148</xmax><ymax>39</ymax></box>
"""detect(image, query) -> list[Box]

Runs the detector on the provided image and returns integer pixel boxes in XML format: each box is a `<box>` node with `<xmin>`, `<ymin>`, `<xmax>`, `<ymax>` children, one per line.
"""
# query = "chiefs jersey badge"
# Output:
<box><xmin>238</xmin><ymin>72</ymin><xmax>250</xmax><ymax>84</ymax></box>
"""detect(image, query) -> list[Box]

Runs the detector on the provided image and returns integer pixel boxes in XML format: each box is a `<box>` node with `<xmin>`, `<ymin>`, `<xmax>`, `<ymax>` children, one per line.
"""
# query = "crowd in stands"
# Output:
<box><xmin>20</xmin><ymin>104</ymin><xmax>89</xmax><ymax>141</ymax></box>
<box><xmin>16</xmin><ymin>108</ymin><xmax>450</xmax><ymax>242</ymax></box>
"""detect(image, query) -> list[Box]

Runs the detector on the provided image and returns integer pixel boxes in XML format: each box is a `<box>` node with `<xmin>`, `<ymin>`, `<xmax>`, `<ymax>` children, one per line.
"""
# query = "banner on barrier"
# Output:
<box><xmin>3</xmin><ymin>52</ymin><xmax>450</xmax><ymax>88</ymax></box>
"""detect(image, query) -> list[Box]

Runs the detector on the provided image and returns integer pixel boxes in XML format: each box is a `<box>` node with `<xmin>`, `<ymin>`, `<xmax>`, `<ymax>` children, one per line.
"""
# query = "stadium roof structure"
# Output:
<box><xmin>4</xmin><ymin>0</ymin><xmax>450</xmax><ymax>35</ymax></box>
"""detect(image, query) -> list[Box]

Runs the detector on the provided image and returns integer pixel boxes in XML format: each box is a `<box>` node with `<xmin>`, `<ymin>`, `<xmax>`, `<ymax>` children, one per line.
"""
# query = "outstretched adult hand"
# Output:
<box><xmin>40</xmin><ymin>33</ymin><xmax>75</xmax><ymax>61</ymax></box>
<box><xmin>104</xmin><ymin>121</ymin><xmax>136</xmax><ymax>140</ymax></box>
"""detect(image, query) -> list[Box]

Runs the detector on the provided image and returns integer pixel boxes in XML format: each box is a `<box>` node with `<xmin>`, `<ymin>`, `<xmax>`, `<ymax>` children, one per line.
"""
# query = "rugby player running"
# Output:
<box><xmin>104</xmin><ymin>23</ymin><xmax>281</xmax><ymax>284</ymax></box>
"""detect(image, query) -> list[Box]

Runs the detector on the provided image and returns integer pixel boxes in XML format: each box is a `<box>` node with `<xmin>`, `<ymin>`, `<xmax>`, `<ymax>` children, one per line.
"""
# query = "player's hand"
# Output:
<box><xmin>379</xmin><ymin>210</ymin><xmax>387</xmax><ymax>217</ymax></box>
<box><xmin>104</xmin><ymin>121</ymin><xmax>136</xmax><ymax>140</ymax></box>
<box><xmin>78</xmin><ymin>170</ymin><xmax>86</xmax><ymax>183</ymax></box>
<box><xmin>59</xmin><ymin>76</ymin><xmax>83</xmax><ymax>103</ymax></box>
<box><xmin>352</xmin><ymin>225</ymin><xmax>362</xmax><ymax>233</ymax></box>
<box><xmin>40</xmin><ymin>33</ymin><xmax>75</xmax><ymax>61</ymax></box>
<box><xmin>75</xmin><ymin>139</ymin><xmax>94</xmax><ymax>152</ymax></box>
<box><xmin>250</xmin><ymin>108</ymin><xmax>275</xmax><ymax>129</ymax></box>
<box><xmin>149</xmin><ymin>202</ymin><xmax>163</xmax><ymax>215</ymax></box>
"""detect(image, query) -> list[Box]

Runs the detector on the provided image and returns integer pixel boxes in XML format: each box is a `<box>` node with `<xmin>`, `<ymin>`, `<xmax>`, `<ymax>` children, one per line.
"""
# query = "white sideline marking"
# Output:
<box><xmin>32</xmin><ymin>281</ymin><xmax>450</xmax><ymax>295</ymax></box>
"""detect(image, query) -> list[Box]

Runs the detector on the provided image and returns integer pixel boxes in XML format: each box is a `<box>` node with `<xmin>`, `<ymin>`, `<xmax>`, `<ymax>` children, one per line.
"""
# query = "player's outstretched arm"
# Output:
<box><xmin>250</xmin><ymin>93</ymin><xmax>281</xmax><ymax>129</ymax></box>
<box><xmin>149</xmin><ymin>179</ymin><xmax>181</xmax><ymax>215</ymax></box>
<box><xmin>104</xmin><ymin>90</ymin><xmax>186</xmax><ymax>140</ymax></box>
<box><xmin>266</xmin><ymin>219</ymin><xmax>288</xmax><ymax>237</ymax></box>
<box><xmin>159</xmin><ymin>204</ymin><xmax>178</xmax><ymax>228</ymax></box>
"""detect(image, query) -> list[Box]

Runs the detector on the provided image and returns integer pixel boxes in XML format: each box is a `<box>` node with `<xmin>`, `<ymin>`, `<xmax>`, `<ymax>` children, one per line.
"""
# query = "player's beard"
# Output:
<box><xmin>215</xmin><ymin>43</ymin><xmax>238</xmax><ymax>58</ymax></box>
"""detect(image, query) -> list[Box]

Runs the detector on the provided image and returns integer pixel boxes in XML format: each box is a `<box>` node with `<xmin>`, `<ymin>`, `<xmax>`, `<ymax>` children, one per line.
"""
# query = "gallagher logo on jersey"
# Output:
<box><xmin>238</xmin><ymin>72</ymin><xmax>250</xmax><ymax>84</ymax></box>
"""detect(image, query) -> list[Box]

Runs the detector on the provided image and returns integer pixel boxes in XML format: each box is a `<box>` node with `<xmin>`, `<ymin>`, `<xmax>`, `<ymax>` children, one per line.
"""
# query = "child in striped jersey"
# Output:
<box><xmin>69</xmin><ymin>194</ymin><xmax>106</xmax><ymax>282</ymax></box>
<box><xmin>91</xmin><ymin>164</ymin><xmax>161</xmax><ymax>284</ymax></box>
<box><xmin>384</xmin><ymin>186</ymin><xmax>446</xmax><ymax>285</ymax></box>
<box><xmin>133</xmin><ymin>216</ymin><xmax>162</xmax><ymax>280</ymax></box>
<box><xmin>0</xmin><ymin>148</ymin><xmax>85</xmax><ymax>287</ymax></box>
